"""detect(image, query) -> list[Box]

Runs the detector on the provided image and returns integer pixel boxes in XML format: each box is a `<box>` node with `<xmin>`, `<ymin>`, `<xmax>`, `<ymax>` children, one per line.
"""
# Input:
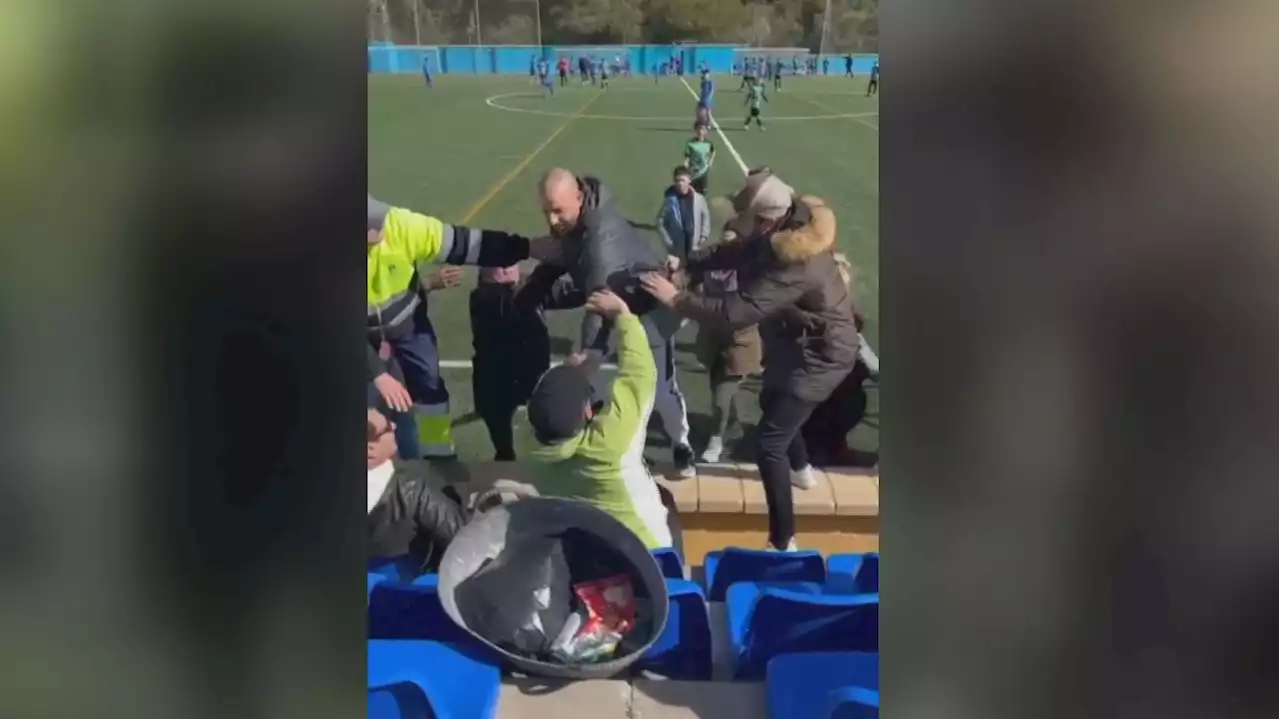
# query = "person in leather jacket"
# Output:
<box><xmin>366</xmin><ymin>407</ymin><xmax>465</xmax><ymax>575</ymax></box>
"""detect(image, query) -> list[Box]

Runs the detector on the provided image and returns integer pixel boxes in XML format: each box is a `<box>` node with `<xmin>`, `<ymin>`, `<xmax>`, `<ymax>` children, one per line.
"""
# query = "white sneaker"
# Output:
<box><xmin>699</xmin><ymin>436</ymin><xmax>724</xmax><ymax>463</ymax></box>
<box><xmin>767</xmin><ymin>538</ymin><xmax>799</xmax><ymax>552</ymax></box>
<box><xmin>790</xmin><ymin>464</ymin><xmax>817</xmax><ymax>490</ymax></box>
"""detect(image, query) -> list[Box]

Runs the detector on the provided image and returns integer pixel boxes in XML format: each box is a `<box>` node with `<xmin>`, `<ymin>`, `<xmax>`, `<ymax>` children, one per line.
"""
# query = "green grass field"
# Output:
<box><xmin>369</xmin><ymin>73</ymin><xmax>879</xmax><ymax>463</ymax></box>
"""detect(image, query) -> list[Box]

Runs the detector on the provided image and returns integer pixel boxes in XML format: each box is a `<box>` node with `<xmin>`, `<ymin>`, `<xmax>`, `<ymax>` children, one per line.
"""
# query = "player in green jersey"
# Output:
<box><xmin>744</xmin><ymin>78</ymin><xmax>768</xmax><ymax>131</ymax></box>
<box><xmin>682</xmin><ymin>123</ymin><xmax>716</xmax><ymax>195</ymax></box>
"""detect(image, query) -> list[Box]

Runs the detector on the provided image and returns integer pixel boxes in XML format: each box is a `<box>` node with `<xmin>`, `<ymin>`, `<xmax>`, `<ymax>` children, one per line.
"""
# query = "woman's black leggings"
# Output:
<box><xmin>755</xmin><ymin>388</ymin><xmax>819</xmax><ymax>548</ymax></box>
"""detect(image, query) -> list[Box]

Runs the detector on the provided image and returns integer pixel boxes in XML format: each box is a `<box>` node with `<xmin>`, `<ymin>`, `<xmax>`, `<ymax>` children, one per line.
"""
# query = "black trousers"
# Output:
<box><xmin>755</xmin><ymin>388</ymin><xmax>819</xmax><ymax>548</ymax></box>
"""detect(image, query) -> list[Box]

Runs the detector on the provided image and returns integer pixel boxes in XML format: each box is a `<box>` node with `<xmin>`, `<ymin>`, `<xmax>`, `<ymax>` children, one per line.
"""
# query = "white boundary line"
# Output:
<box><xmin>677</xmin><ymin>77</ymin><xmax>749</xmax><ymax>175</ymax></box>
<box><xmin>792</xmin><ymin>92</ymin><xmax>880</xmax><ymax>133</ymax></box>
<box><xmin>484</xmin><ymin>92</ymin><xmax>878</xmax><ymax>123</ymax></box>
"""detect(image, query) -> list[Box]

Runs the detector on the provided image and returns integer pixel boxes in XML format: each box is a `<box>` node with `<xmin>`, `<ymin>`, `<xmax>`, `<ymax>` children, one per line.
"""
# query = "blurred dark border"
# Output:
<box><xmin>0</xmin><ymin>1</ymin><xmax>366</xmax><ymax>717</ymax></box>
<box><xmin>881</xmin><ymin>1</ymin><xmax>1277</xmax><ymax>718</ymax></box>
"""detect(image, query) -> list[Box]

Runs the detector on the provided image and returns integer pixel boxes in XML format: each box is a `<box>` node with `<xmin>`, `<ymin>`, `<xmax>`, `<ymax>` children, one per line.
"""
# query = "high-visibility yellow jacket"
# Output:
<box><xmin>366</xmin><ymin>204</ymin><xmax>531</xmax><ymax>379</ymax></box>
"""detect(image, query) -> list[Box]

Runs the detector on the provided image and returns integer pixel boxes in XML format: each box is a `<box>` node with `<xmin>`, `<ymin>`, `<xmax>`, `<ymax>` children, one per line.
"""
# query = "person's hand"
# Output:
<box><xmin>664</xmin><ymin>254</ymin><xmax>681</xmax><ymax>273</ymax></box>
<box><xmin>639</xmin><ymin>272</ymin><xmax>680</xmax><ymax>307</ymax></box>
<box><xmin>373</xmin><ymin>372</ymin><xmax>413</xmax><ymax>413</ymax></box>
<box><xmin>565</xmin><ymin>351</ymin><xmax>601</xmax><ymax>374</ymax></box>
<box><xmin>424</xmin><ymin>266</ymin><xmax>463</xmax><ymax>291</ymax></box>
<box><xmin>584</xmin><ymin>289</ymin><xmax>631</xmax><ymax>319</ymax></box>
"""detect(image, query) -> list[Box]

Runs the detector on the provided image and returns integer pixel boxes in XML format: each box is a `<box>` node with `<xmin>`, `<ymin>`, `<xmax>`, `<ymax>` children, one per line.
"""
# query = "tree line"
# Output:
<box><xmin>369</xmin><ymin>0</ymin><xmax>878</xmax><ymax>52</ymax></box>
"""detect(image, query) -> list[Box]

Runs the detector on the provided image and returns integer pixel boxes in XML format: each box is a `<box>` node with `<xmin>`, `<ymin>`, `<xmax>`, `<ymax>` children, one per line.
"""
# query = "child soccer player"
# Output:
<box><xmin>740</xmin><ymin>58</ymin><xmax>755</xmax><ymax>90</ymax></box>
<box><xmin>537</xmin><ymin>57</ymin><xmax>554</xmax><ymax>98</ymax></box>
<box><xmin>697</xmin><ymin>69</ymin><xmax>715</xmax><ymax>118</ymax></box>
<box><xmin>599</xmin><ymin>58</ymin><xmax>610</xmax><ymax>88</ymax></box>
<box><xmin>557</xmin><ymin>56</ymin><xmax>569</xmax><ymax>86</ymax></box>
<box><xmin>421</xmin><ymin>54</ymin><xmax>434</xmax><ymax>90</ymax></box>
<box><xmin>773</xmin><ymin>58</ymin><xmax>784</xmax><ymax>91</ymax></box>
<box><xmin>822</xmin><ymin>57</ymin><xmax>829</xmax><ymax>75</ymax></box>
<box><xmin>744</xmin><ymin>78</ymin><xmax>768</xmax><ymax>131</ymax></box>
<box><xmin>866</xmin><ymin>60</ymin><xmax>880</xmax><ymax>96</ymax></box>
<box><xmin>683</xmin><ymin>123</ymin><xmax>716</xmax><ymax>195</ymax></box>
<box><xmin>845</xmin><ymin>54</ymin><xmax>855</xmax><ymax>78</ymax></box>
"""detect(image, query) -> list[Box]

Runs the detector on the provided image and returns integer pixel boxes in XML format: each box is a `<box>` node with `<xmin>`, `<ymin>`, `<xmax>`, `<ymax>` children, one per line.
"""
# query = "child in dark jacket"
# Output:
<box><xmin>470</xmin><ymin>264</ymin><xmax>554</xmax><ymax>461</ymax></box>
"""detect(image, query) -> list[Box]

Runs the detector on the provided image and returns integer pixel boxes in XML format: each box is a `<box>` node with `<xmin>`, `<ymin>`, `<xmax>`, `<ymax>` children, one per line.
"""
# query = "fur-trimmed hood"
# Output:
<box><xmin>770</xmin><ymin>196</ymin><xmax>836</xmax><ymax>264</ymax></box>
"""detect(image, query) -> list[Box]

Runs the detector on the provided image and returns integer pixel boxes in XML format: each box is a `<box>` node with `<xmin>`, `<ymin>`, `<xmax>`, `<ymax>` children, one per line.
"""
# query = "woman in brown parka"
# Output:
<box><xmin>642</xmin><ymin>172</ymin><xmax>860</xmax><ymax>551</ymax></box>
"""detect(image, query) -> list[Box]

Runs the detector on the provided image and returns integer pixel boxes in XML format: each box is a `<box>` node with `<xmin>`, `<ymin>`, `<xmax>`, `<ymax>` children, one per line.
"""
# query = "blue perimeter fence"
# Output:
<box><xmin>369</xmin><ymin>44</ymin><xmax>878</xmax><ymax>77</ymax></box>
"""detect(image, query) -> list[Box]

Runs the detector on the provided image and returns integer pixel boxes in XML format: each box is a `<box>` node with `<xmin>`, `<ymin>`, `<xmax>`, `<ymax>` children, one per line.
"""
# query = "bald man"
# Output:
<box><xmin>519</xmin><ymin>169</ymin><xmax>696</xmax><ymax>478</ymax></box>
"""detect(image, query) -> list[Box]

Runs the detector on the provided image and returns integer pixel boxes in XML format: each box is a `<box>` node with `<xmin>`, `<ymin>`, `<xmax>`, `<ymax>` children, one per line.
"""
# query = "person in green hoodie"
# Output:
<box><xmin>524</xmin><ymin>289</ymin><xmax>682</xmax><ymax>552</ymax></box>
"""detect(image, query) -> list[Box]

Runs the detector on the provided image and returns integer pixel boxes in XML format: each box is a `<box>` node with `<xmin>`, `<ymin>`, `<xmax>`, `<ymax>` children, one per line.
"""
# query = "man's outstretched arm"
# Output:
<box><xmin>370</xmin><ymin>195</ymin><xmax>535</xmax><ymax>268</ymax></box>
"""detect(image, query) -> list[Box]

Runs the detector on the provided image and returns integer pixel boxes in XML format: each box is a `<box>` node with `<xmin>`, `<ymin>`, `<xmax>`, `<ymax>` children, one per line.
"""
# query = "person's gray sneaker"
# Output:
<box><xmin>698</xmin><ymin>435</ymin><xmax>724</xmax><ymax>463</ymax></box>
<box><xmin>790</xmin><ymin>464</ymin><xmax>817</xmax><ymax>490</ymax></box>
<box><xmin>767</xmin><ymin>537</ymin><xmax>799</xmax><ymax>551</ymax></box>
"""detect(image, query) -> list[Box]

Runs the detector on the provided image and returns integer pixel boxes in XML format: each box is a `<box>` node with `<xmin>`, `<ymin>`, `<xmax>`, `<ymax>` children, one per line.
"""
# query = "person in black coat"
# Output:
<box><xmin>367</xmin><ymin>407</ymin><xmax>465</xmax><ymax>575</ymax></box>
<box><xmin>469</xmin><ymin>264</ymin><xmax>556</xmax><ymax>461</ymax></box>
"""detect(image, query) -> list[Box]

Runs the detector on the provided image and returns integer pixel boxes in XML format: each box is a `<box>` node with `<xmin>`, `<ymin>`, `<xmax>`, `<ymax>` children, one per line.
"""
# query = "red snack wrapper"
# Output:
<box><xmin>572</xmin><ymin>574</ymin><xmax>636</xmax><ymax>638</ymax></box>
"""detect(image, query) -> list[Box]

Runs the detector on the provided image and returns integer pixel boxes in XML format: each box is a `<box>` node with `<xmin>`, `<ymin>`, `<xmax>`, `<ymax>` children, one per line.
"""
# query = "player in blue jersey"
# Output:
<box><xmin>421</xmin><ymin>54</ymin><xmax>434</xmax><ymax>89</ymax></box>
<box><xmin>866</xmin><ymin>60</ymin><xmax>879</xmax><ymax>96</ymax></box>
<box><xmin>537</xmin><ymin>57</ymin><xmax>554</xmax><ymax>98</ymax></box>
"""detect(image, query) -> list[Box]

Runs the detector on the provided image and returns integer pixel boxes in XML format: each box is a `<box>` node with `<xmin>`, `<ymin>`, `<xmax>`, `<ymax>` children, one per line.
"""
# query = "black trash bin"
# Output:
<box><xmin>437</xmin><ymin>497</ymin><xmax>669</xmax><ymax>679</ymax></box>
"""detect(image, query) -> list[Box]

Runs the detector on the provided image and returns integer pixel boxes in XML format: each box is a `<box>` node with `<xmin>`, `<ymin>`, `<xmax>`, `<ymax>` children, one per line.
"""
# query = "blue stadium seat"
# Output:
<box><xmin>368</xmin><ymin>573</ymin><xmax>386</xmax><ymax>603</ymax></box>
<box><xmin>767</xmin><ymin>652</ymin><xmax>879</xmax><ymax>719</ymax></box>
<box><xmin>726</xmin><ymin>583</ymin><xmax>878</xmax><ymax>679</ymax></box>
<box><xmin>704</xmin><ymin>548</ymin><xmax>827</xmax><ymax>601</ymax></box>
<box><xmin>825</xmin><ymin>553</ymin><xmax>879</xmax><ymax>594</ymax></box>
<box><xmin>367</xmin><ymin>574</ymin><xmax>471</xmax><ymax>644</ymax></box>
<box><xmin>368</xmin><ymin>640</ymin><xmax>501</xmax><ymax>719</ymax></box>
<box><xmin>651</xmin><ymin>547</ymin><xmax>685</xmax><ymax>580</ymax></box>
<box><xmin>368</xmin><ymin>555</ymin><xmax>424</xmax><ymax>582</ymax></box>
<box><xmin>824</xmin><ymin>687</ymin><xmax>880</xmax><ymax>718</ymax></box>
<box><xmin>635</xmin><ymin>579</ymin><xmax>712</xmax><ymax>679</ymax></box>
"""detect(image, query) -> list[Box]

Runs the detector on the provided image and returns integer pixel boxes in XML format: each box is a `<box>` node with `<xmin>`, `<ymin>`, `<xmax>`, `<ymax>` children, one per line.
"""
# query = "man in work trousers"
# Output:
<box><xmin>367</xmin><ymin>195</ymin><xmax>539</xmax><ymax>459</ymax></box>
<box><xmin>518</xmin><ymin>169</ymin><xmax>696</xmax><ymax>478</ymax></box>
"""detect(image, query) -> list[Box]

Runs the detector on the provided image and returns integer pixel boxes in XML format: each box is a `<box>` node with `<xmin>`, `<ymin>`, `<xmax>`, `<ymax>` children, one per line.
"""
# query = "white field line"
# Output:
<box><xmin>484</xmin><ymin>91</ymin><xmax>878</xmax><ymax>123</ymax></box>
<box><xmin>678</xmin><ymin>76</ymin><xmax>749</xmax><ymax>175</ymax></box>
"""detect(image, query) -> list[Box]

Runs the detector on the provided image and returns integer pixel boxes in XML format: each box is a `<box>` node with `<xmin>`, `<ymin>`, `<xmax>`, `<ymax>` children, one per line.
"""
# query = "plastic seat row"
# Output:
<box><xmin>768</xmin><ymin>651</ymin><xmax>879</xmax><ymax>718</ymax></box>
<box><xmin>369</xmin><ymin>639</ymin><xmax>501</xmax><ymax>719</ymax></box>
<box><xmin>369</xmin><ymin>548</ymin><xmax>878</xmax><ymax>682</ymax></box>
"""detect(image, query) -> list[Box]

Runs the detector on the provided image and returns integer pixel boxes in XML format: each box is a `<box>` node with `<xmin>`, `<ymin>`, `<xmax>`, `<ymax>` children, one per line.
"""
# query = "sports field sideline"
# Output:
<box><xmin>368</xmin><ymin>73</ymin><xmax>879</xmax><ymax>463</ymax></box>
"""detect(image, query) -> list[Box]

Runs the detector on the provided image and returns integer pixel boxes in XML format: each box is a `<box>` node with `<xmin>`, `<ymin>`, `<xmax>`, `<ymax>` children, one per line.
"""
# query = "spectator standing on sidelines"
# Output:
<box><xmin>367</xmin><ymin>195</ymin><xmax>539</xmax><ymax>459</ymax></box>
<box><xmin>640</xmin><ymin>173</ymin><xmax>859</xmax><ymax>550</ymax></box>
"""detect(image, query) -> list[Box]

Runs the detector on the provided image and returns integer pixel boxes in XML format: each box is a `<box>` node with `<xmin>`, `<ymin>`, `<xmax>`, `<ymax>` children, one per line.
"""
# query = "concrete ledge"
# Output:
<box><xmin>420</xmin><ymin>461</ymin><xmax>878</xmax><ymax>518</ymax></box>
<box><xmin>412</xmin><ymin>460</ymin><xmax>879</xmax><ymax>558</ymax></box>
